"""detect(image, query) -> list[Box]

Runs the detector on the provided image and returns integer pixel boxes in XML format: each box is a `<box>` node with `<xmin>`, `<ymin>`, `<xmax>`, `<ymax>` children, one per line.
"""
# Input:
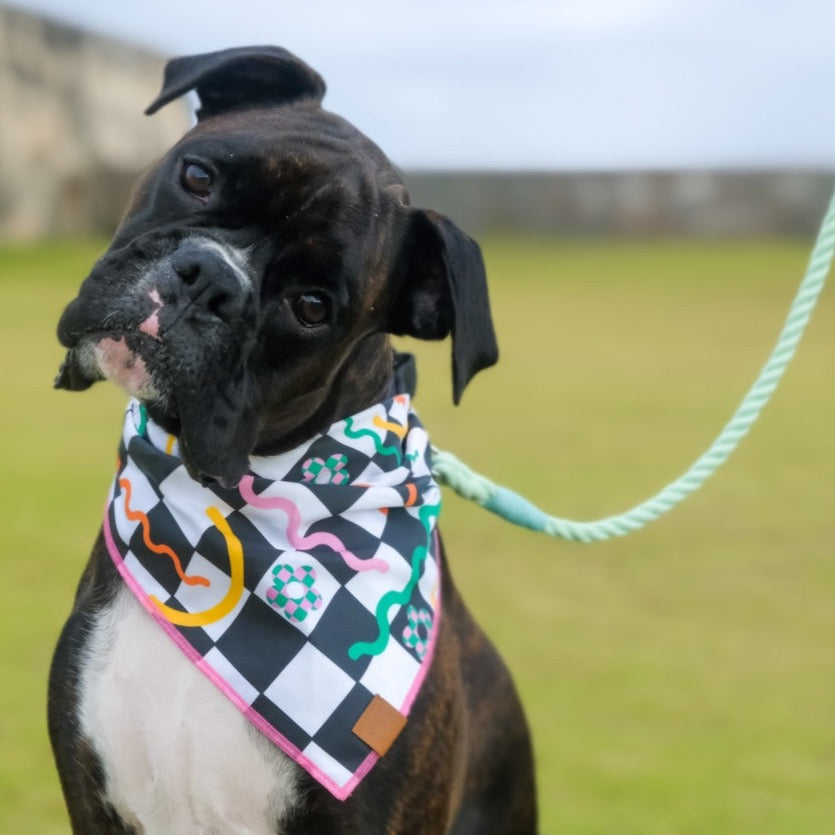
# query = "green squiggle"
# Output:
<box><xmin>137</xmin><ymin>403</ymin><xmax>149</xmax><ymax>437</ymax></box>
<box><xmin>343</xmin><ymin>416</ymin><xmax>402</xmax><ymax>464</ymax></box>
<box><xmin>348</xmin><ymin>502</ymin><xmax>440</xmax><ymax>660</ymax></box>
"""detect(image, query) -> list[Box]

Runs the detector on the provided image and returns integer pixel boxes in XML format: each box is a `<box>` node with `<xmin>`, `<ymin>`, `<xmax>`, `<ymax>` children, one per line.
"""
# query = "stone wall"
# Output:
<box><xmin>403</xmin><ymin>170</ymin><xmax>835</xmax><ymax>239</ymax></box>
<box><xmin>0</xmin><ymin>4</ymin><xmax>187</xmax><ymax>239</ymax></box>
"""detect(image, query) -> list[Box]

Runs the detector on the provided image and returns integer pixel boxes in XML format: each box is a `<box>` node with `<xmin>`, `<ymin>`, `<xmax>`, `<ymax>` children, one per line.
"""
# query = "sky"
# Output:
<box><xmin>12</xmin><ymin>0</ymin><xmax>835</xmax><ymax>170</ymax></box>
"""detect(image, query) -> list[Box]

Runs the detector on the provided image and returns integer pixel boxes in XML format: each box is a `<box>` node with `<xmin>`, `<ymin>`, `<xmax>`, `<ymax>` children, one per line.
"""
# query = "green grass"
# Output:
<box><xmin>2</xmin><ymin>236</ymin><xmax>834</xmax><ymax>833</ymax></box>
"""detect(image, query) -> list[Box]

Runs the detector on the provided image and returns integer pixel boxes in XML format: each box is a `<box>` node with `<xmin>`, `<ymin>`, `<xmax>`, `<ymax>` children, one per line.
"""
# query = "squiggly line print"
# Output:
<box><xmin>135</xmin><ymin>403</ymin><xmax>149</xmax><ymax>436</ymax></box>
<box><xmin>404</xmin><ymin>483</ymin><xmax>418</xmax><ymax>507</ymax></box>
<box><xmin>119</xmin><ymin>477</ymin><xmax>210</xmax><ymax>587</ymax></box>
<box><xmin>151</xmin><ymin>507</ymin><xmax>245</xmax><ymax>628</ymax></box>
<box><xmin>372</xmin><ymin>415</ymin><xmax>407</xmax><ymax>439</ymax></box>
<box><xmin>343</xmin><ymin>416</ymin><xmax>401</xmax><ymax>464</ymax></box>
<box><xmin>238</xmin><ymin>476</ymin><xmax>389</xmax><ymax>573</ymax></box>
<box><xmin>379</xmin><ymin>482</ymin><xmax>419</xmax><ymax>516</ymax></box>
<box><xmin>348</xmin><ymin>501</ymin><xmax>440</xmax><ymax>660</ymax></box>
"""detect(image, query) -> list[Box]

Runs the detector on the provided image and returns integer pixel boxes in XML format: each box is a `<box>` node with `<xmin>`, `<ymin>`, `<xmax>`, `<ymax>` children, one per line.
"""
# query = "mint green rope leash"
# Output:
<box><xmin>430</xmin><ymin>186</ymin><xmax>835</xmax><ymax>542</ymax></box>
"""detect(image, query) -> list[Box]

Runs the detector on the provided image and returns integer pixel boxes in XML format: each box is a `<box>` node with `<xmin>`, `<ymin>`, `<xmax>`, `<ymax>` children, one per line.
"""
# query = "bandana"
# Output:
<box><xmin>103</xmin><ymin>395</ymin><xmax>441</xmax><ymax>800</ymax></box>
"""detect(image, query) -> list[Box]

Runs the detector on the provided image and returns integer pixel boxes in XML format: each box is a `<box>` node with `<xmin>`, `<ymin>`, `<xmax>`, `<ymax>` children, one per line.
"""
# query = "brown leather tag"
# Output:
<box><xmin>352</xmin><ymin>694</ymin><xmax>408</xmax><ymax>756</ymax></box>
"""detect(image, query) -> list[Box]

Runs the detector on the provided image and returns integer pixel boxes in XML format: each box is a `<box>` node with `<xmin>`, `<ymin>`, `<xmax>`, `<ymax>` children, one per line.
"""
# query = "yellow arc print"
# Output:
<box><xmin>151</xmin><ymin>506</ymin><xmax>245</xmax><ymax>627</ymax></box>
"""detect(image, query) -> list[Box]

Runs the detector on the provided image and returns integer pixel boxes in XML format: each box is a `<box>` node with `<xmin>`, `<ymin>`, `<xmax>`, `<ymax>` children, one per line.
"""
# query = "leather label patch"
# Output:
<box><xmin>352</xmin><ymin>694</ymin><xmax>408</xmax><ymax>756</ymax></box>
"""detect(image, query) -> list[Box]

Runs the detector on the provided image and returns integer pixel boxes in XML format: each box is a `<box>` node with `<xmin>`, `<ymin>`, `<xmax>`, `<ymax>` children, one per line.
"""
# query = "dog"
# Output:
<box><xmin>48</xmin><ymin>46</ymin><xmax>537</xmax><ymax>834</ymax></box>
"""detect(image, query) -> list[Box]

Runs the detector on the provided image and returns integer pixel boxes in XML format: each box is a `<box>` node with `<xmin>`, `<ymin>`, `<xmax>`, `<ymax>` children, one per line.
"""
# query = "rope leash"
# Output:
<box><xmin>430</xmin><ymin>185</ymin><xmax>835</xmax><ymax>542</ymax></box>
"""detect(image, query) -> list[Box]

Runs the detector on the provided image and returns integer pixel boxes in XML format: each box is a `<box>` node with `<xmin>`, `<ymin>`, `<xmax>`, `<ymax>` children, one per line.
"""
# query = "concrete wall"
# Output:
<box><xmin>403</xmin><ymin>170</ymin><xmax>835</xmax><ymax>238</ymax></box>
<box><xmin>0</xmin><ymin>4</ymin><xmax>188</xmax><ymax>239</ymax></box>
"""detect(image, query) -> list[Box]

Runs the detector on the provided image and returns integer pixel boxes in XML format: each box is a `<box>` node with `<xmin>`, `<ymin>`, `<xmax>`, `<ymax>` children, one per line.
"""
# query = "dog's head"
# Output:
<box><xmin>56</xmin><ymin>46</ymin><xmax>498</xmax><ymax>487</ymax></box>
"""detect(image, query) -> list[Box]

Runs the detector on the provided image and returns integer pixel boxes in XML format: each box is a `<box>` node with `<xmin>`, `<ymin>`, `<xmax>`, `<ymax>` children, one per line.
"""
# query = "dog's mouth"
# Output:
<box><xmin>56</xmin><ymin>280</ymin><xmax>261</xmax><ymax>488</ymax></box>
<box><xmin>55</xmin><ymin>258</ymin><xmax>237</xmax><ymax>404</ymax></box>
<box><xmin>57</xmin><ymin>323</ymin><xmax>259</xmax><ymax>488</ymax></box>
<box><xmin>55</xmin><ymin>327</ymin><xmax>162</xmax><ymax>398</ymax></box>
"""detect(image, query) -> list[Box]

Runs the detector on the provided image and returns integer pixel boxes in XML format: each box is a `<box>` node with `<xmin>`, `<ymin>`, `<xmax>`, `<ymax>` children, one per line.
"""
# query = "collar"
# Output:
<box><xmin>103</xmin><ymin>395</ymin><xmax>442</xmax><ymax>800</ymax></box>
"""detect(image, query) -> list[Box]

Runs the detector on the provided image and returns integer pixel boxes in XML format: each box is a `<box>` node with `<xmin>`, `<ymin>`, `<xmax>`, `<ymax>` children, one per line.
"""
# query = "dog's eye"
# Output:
<box><xmin>181</xmin><ymin>162</ymin><xmax>214</xmax><ymax>198</ymax></box>
<box><xmin>292</xmin><ymin>293</ymin><xmax>330</xmax><ymax>327</ymax></box>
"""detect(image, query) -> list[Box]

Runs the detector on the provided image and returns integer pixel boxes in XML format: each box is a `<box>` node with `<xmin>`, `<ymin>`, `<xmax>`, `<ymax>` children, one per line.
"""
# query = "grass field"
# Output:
<box><xmin>2</xmin><ymin>235</ymin><xmax>834</xmax><ymax>833</ymax></box>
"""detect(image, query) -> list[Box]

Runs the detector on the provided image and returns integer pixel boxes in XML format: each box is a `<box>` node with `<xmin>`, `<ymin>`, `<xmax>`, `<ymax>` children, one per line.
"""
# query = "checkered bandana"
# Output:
<box><xmin>103</xmin><ymin>395</ymin><xmax>442</xmax><ymax>800</ymax></box>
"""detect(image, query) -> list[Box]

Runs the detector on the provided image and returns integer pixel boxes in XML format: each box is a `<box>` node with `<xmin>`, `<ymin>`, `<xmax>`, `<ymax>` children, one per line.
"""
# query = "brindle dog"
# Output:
<box><xmin>49</xmin><ymin>46</ymin><xmax>537</xmax><ymax>834</ymax></box>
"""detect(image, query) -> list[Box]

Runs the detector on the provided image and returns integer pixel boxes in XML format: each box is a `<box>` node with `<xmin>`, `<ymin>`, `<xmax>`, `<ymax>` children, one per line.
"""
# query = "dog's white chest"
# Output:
<box><xmin>78</xmin><ymin>588</ymin><xmax>299</xmax><ymax>834</ymax></box>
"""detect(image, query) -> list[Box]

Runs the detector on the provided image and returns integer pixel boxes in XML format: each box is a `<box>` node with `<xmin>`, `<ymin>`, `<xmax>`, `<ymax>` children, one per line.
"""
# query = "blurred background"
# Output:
<box><xmin>2</xmin><ymin>2</ymin><xmax>834</xmax><ymax>833</ymax></box>
<box><xmin>5</xmin><ymin>0</ymin><xmax>835</xmax><ymax>239</ymax></box>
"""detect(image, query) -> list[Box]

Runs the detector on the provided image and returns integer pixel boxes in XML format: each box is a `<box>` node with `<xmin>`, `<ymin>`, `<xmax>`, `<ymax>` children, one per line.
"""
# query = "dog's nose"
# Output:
<box><xmin>171</xmin><ymin>245</ymin><xmax>250</xmax><ymax>321</ymax></box>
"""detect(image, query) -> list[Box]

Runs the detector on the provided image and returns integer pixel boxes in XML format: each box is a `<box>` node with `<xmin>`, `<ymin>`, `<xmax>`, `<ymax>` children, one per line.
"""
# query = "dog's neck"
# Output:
<box><xmin>255</xmin><ymin>334</ymin><xmax>396</xmax><ymax>456</ymax></box>
<box><xmin>144</xmin><ymin>334</ymin><xmax>397</xmax><ymax>463</ymax></box>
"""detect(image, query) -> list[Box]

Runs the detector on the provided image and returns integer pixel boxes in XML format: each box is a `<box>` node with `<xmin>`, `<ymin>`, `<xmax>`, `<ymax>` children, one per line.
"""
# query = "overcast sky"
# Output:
<box><xmin>14</xmin><ymin>0</ymin><xmax>835</xmax><ymax>170</ymax></box>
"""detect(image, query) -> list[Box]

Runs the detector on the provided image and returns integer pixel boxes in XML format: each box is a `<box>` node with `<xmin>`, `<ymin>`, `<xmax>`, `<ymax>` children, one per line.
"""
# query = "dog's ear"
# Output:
<box><xmin>145</xmin><ymin>45</ymin><xmax>326</xmax><ymax>120</ymax></box>
<box><xmin>388</xmin><ymin>210</ymin><xmax>498</xmax><ymax>404</ymax></box>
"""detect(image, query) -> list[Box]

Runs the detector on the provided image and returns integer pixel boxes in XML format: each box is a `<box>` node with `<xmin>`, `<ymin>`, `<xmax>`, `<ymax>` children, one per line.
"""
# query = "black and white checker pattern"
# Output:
<box><xmin>104</xmin><ymin>397</ymin><xmax>441</xmax><ymax>798</ymax></box>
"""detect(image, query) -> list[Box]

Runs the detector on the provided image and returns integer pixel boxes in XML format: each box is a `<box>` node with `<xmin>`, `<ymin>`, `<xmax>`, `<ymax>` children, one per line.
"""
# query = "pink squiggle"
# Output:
<box><xmin>239</xmin><ymin>475</ymin><xmax>389</xmax><ymax>573</ymax></box>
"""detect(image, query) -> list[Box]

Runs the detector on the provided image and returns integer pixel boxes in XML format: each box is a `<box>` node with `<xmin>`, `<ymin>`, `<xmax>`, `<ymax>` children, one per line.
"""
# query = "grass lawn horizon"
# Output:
<box><xmin>2</xmin><ymin>235</ymin><xmax>833</xmax><ymax>833</ymax></box>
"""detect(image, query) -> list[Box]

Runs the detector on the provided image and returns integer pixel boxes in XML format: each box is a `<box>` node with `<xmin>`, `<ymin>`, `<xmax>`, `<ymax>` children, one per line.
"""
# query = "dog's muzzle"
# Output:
<box><xmin>56</xmin><ymin>238</ymin><xmax>260</xmax><ymax>487</ymax></box>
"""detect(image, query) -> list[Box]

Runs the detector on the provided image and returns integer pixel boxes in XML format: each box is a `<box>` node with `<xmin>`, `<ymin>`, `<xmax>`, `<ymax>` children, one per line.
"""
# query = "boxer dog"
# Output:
<box><xmin>48</xmin><ymin>46</ymin><xmax>536</xmax><ymax>834</ymax></box>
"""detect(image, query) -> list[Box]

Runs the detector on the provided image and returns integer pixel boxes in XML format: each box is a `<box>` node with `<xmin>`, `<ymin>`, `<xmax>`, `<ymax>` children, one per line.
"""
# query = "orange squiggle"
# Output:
<box><xmin>119</xmin><ymin>477</ymin><xmax>210</xmax><ymax>588</ymax></box>
<box><xmin>404</xmin><ymin>483</ymin><xmax>418</xmax><ymax>507</ymax></box>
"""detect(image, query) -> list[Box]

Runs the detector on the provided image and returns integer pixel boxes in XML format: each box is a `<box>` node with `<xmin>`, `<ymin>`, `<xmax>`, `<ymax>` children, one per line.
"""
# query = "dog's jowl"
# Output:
<box><xmin>48</xmin><ymin>46</ymin><xmax>537</xmax><ymax>834</ymax></box>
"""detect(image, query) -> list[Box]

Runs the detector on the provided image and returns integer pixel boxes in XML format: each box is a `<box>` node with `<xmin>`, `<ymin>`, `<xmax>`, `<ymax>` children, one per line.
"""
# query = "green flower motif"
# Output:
<box><xmin>401</xmin><ymin>605</ymin><xmax>433</xmax><ymax>659</ymax></box>
<box><xmin>267</xmin><ymin>564</ymin><xmax>322</xmax><ymax>623</ymax></box>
